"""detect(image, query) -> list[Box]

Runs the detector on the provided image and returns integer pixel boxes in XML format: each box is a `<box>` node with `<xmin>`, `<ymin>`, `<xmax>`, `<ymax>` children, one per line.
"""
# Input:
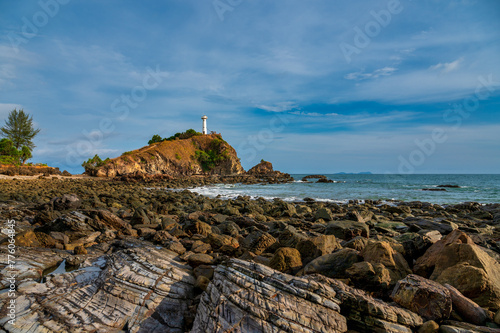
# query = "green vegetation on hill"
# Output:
<box><xmin>195</xmin><ymin>137</ymin><xmax>229</xmax><ymax>171</ymax></box>
<box><xmin>148</xmin><ymin>129</ymin><xmax>202</xmax><ymax>145</ymax></box>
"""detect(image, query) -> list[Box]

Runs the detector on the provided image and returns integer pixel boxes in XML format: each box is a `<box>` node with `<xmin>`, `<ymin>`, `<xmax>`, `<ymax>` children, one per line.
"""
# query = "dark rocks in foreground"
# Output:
<box><xmin>1</xmin><ymin>177</ymin><xmax>500</xmax><ymax>332</ymax></box>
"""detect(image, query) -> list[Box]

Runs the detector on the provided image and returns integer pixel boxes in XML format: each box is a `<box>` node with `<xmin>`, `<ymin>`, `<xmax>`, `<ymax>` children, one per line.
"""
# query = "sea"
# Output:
<box><xmin>188</xmin><ymin>174</ymin><xmax>500</xmax><ymax>205</ymax></box>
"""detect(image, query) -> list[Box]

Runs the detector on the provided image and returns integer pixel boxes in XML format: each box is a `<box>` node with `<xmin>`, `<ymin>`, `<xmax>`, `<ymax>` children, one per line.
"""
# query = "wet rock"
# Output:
<box><xmin>269</xmin><ymin>247</ymin><xmax>302</xmax><ymax>274</ymax></box>
<box><xmin>391</xmin><ymin>274</ymin><xmax>452</xmax><ymax>321</ymax></box>
<box><xmin>325</xmin><ymin>220</ymin><xmax>369</xmax><ymax>240</ymax></box>
<box><xmin>191</xmin><ymin>258</ymin><xmax>348</xmax><ymax>332</ymax></box>
<box><xmin>0</xmin><ymin>247</ymin><xmax>64</xmax><ymax>289</ymax></box>
<box><xmin>303</xmin><ymin>248</ymin><xmax>360</xmax><ymax>278</ymax></box>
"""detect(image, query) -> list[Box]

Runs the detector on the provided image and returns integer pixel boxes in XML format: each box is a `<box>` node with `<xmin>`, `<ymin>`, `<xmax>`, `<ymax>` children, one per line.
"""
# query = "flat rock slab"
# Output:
<box><xmin>0</xmin><ymin>246</ymin><xmax>65</xmax><ymax>289</ymax></box>
<box><xmin>191</xmin><ymin>258</ymin><xmax>348</xmax><ymax>333</ymax></box>
<box><xmin>0</xmin><ymin>242</ymin><xmax>195</xmax><ymax>333</ymax></box>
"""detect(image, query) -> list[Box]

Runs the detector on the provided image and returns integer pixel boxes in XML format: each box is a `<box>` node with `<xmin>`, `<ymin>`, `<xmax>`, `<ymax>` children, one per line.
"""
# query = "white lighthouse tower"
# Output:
<box><xmin>201</xmin><ymin>115</ymin><xmax>208</xmax><ymax>135</ymax></box>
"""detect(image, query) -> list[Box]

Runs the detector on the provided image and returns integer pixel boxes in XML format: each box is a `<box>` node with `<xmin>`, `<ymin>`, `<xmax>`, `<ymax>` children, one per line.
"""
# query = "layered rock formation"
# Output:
<box><xmin>89</xmin><ymin>134</ymin><xmax>245</xmax><ymax>177</ymax></box>
<box><xmin>0</xmin><ymin>240</ymin><xmax>195</xmax><ymax>332</ymax></box>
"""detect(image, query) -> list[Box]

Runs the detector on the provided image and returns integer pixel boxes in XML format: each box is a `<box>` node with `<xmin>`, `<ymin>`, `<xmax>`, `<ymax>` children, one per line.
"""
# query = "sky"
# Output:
<box><xmin>0</xmin><ymin>0</ymin><xmax>499</xmax><ymax>174</ymax></box>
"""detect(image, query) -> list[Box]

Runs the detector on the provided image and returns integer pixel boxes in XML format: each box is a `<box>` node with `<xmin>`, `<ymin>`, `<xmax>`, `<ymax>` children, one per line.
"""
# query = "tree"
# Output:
<box><xmin>148</xmin><ymin>134</ymin><xmax>163</xmax><ymax>145</ymax></box>
<box><xmin>20</xmin><ymin>146</ymin><xmax>32</xmax><ymax>165</ymax></box>
<box><xmin>1</xmin><ymin>109</ymin><xmax>41</xmax><ymax>150</ymax></box>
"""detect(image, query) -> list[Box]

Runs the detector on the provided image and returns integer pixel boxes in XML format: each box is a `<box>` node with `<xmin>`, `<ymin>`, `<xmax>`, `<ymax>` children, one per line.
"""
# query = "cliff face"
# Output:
<box><xmin>91</xmin><ymin>134</ymin><xmax>244</xmax><ymax>177</ymax></box>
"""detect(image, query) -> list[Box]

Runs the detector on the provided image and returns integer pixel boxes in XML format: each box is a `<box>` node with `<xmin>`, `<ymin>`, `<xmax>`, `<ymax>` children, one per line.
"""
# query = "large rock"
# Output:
<box><xmin>360</xmin><ymin>240</ymin><xmax>412</xmax><ymax>284</ymax></box>
<box><xmin>303</xmin><ymin>248</ymin><xmax>360</xmax><ymax>278</ymax></box>
<box><xmin>191</xmin><ymin>258</ymin><xmax>348</xmax><ymax>332</ymax></box>
<box><xmin>313</xmin><ymin>274</ymin><xmax>423</xmax><ymax>333</ymax></box>
<box><xmin>325</xmin><ymin>220</ymin><xmax>369</xmax><ymax>240</ymax></box>
<box><xmin>414</xmin><ymin>229</ymin><xmax>500</xmax><ymax>309</ymax></box>
<box><xmin>240</xmin><ymin>230</ymin><xmax>276</xmax><ymax>255</ymax></box>
<box><xmin>296</xmin><ymin>234</ymin><xmax>342</xmax><ymax>264</ymax></box>
<box><xmin>444</xmin><ymin>284</ymin><xmax>488</xmax><ymax>326</ymax></box>
<box><xmin>0</xmin><ymin>240</ymin><xmax>195</xmax><ymax>332</ymax></box>
<box><xmin>269</xmin><ymin>247</ymin><xmax>302</xmax><ymax>273</ymax></box>
<box><xmin>0</xmin><ymin>246</ymin><xmax>64</xmax><ymax>289</ymax></box>
<box><xmin>51</xmin><ymin>194</ymin><xmax>81</xmax><ymax>211</ymax></box>
<box><xmin>391</xmin><ymin>274</ymin><xmax>452</xmax><ymax>321</ymax></box>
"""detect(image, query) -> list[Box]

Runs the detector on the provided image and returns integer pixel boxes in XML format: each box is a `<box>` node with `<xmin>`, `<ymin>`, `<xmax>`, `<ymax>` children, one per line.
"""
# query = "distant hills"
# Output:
<box><xmin>334</xmin><ymin>172</ymin><xmax>372</xmax><ymax>175</ymax></box>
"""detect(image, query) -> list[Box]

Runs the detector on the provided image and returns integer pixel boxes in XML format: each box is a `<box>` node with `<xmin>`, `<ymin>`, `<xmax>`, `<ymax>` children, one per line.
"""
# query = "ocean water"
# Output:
<box><xmin>189</xmin><ymin>174</ymin><xmax>500</xmax><ymax>205</ymax></box>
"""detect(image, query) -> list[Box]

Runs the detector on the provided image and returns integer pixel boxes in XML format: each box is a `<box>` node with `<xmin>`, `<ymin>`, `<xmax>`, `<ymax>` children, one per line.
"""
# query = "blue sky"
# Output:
<box><xmin>1</xmin><ymin>0</ymin><xmax>499</xmax><ymax>174</ymax></box>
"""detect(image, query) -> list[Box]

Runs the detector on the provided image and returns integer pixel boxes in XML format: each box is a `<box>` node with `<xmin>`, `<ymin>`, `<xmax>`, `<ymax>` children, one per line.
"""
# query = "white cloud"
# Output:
<box><xmin>345</xmin><ymin>67</ymin><xmax>398</xmax><ymax>80</ymax></box>
<box><xmin>429</xmin><ymin>58</ymin><xmax>464</xmax><ymax>74</ymax></box>
<box><xmin>257</xmin><ymin>102</ymin><xmax>300</xmax><ymax>112</ymax></box>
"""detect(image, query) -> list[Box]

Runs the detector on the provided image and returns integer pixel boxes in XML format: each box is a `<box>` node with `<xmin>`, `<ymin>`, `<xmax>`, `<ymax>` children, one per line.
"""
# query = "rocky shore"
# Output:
<box><xmin>1</xmin><ymin>176</ymin><xmax>500</xmax><ymax>332</ymax></box>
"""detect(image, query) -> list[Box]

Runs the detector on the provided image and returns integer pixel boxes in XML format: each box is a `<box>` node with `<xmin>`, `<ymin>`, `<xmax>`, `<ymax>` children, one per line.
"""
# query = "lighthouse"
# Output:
<box><xmin>201</xmin><ymin>115</ymin><xmax>208</xmax><ymax>135</ymax></box>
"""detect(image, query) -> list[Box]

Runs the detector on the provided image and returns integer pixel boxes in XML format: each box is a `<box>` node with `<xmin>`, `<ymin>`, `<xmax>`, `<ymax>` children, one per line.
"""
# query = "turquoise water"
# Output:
<box><xmin>189</xmin><ymin>174</ymin><xmax>500</xmax><ymax>204</ymax></box>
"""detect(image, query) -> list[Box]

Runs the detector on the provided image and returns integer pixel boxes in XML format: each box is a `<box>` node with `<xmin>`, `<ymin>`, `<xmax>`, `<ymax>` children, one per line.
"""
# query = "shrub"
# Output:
<box><xmin>82</xmin><ymin>154</ymin><xmax>109</xmax><ymax>173</ymax></box>
<box><xmin>165</xmin><ymin>129</ymin><xmax>202</xmax><ymax>141</ymax></box>
<box><xmin>195</xmin><ymin>138</ymin><xmax>229</xmax><ymax>171</ymax></box>
<box><xmin>148</xmin><ymin>134</ymin><xmax>163</xmax><ymax>145</ymax></box>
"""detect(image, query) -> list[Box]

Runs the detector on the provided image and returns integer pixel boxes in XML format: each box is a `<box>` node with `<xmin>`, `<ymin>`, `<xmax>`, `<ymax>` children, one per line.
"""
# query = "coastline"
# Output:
<box><xmin>1</xmin><ymin>177</ymin><xmax>500</xmax><ymax>331</ymax></box>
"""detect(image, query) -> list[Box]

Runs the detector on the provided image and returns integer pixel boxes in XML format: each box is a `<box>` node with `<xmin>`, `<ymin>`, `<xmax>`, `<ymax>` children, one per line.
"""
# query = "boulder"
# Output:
<box><xmin>325</xmin><ymin>220</ymin><xmax>369</xmax><ymax>240</ymax></box>
<box><xmin>314</xmin><ymin>207</ymin><xmax>334</xmax><ymax>221</ymax></box>
<box><xmin>444</xmin><ymin>283</ymin><xmax>488</xmax><ymax>326</ymax></box>
<box><xmin>303</xmin><ymin>248</ymin><xmax>360</xmax><ymax>278</ymax></box>
<box><xmin>187</xmin><ymin>253</ymin><xmax>214</xmax><ymax>267</ymax></box>
<box><xmin>240</xmin><ymin>230</ymin><xmax>276</xmax><ymax>255</ymax></box>
<box><xmin>345</xmin><ymin>261</ymin><xmax>392</xmax><ymax>290</ymax></box>
<box><xmin>269</xmin><ymin>247</ymin><xmax>302</xmax><ymax>273</ymax></box>
<box><xmin>313</xmin><ymin>274</ymin><xmax>423</xmax><ymax>332</ymax></box>
<box><xmin>391</xmin><ymin>274</ymin><xmax>452</xmax><ymax>321</ymax></box>
<box><xmin>191</xmin><ymin>258</ymin><xmax>348</xmax><ymax>332</ymax></box>
<box><xmin>296</xmin><ymin>234</ymin><xmax>342</xmax><ymax>264</ymax></box>
<box><xmin>206</xmin><ymin>233</ymin><xmax>239</xmax><ymax>250</ymax></box>
<box><xmin>414</xmin><ymin>230</ymin><xmax>500</xmax><ymax>309</ymax></box>
<box><xmin>185</xmin><ymin>221</ymin><xmax>212</xmax><ymax>237</ymax></box>
<box><xmin>51</xmin><ymin>193</ymin><xmax>81</xmax><ymax>211</ymax></box>
<box><xmin>360</xmin><ymin>240</ymin><xmax>411</xmax><ymax>284</ymax></box>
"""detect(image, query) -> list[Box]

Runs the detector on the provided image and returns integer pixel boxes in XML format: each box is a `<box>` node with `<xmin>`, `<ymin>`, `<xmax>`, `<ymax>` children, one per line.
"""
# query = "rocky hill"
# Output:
<box><xmin>87</xmin><ymin>134</ymin><xmax>245</xmax><ymax>177</ymax></box>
